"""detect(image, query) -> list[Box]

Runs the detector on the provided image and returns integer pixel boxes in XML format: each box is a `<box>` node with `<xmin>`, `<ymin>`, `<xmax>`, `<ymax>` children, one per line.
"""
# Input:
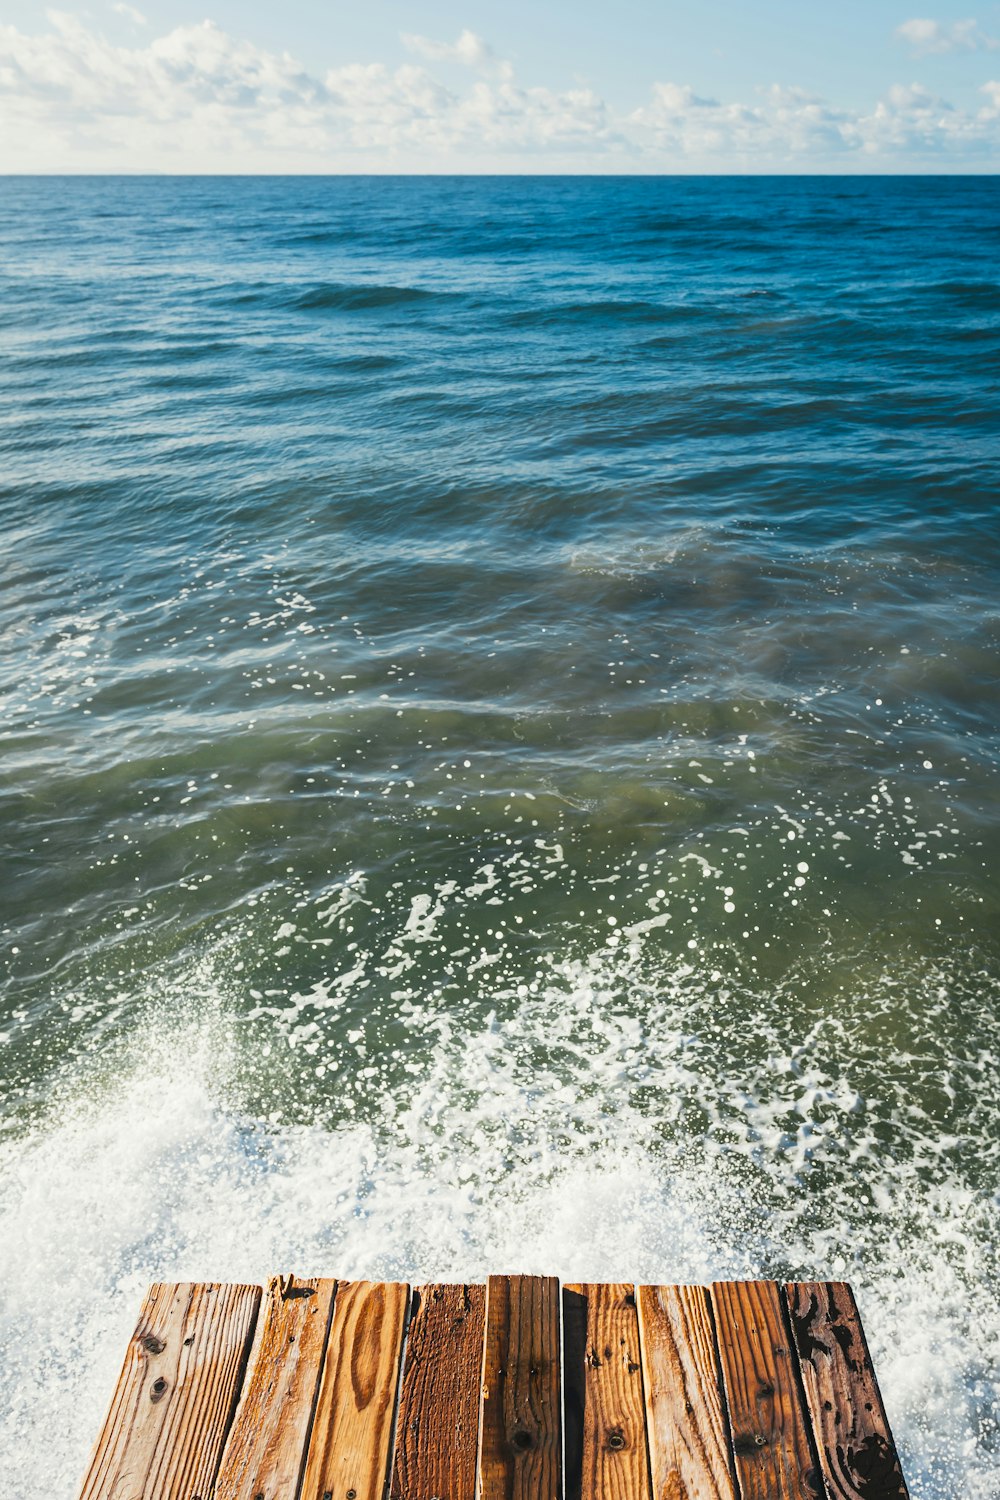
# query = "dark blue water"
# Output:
<box><xmin>1</xmin><ymin>177</ymin><xmax>998</xmax><ymax>1497</ymax></box>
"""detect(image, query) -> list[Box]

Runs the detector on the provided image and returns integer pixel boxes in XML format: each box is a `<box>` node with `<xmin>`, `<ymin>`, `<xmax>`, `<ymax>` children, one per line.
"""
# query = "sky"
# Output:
<box><xmin>1</xmin><ymin>2</ymin><xmax>999</xmax><ymax>171</ymax></box>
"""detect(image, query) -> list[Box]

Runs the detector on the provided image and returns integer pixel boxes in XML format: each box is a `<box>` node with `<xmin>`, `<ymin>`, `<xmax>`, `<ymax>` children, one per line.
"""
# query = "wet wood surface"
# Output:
<box><xmin>786</xmin><ymin>1281</ymin><xmax>910</xmax><ymax>1500</ymax></box>
<box><xmin>78</xmin><ymin>1275</ymin><xmax>910</xmax><ymax>1500</ymax></box>
<box><xmin>711</xmin><ymin>1279</ymin><xmax>822</xmax><ymax>1500</ymax></box>
<box><xmin>480</xmin><ymin>1274</ymin><xmax>562</xmax><ymax>1500</ymax></box>
<box><xmin>391</xmin><ymin>1283</ymin><xmax>486</xmax><ymax>1500</ymax></box>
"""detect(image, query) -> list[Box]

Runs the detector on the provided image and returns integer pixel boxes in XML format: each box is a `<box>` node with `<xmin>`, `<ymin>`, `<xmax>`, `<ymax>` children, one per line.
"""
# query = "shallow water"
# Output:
<box><xmin>0</xmin><ymin>175</ymin><xmax>998</xmax><ymax>1496</ymax></box>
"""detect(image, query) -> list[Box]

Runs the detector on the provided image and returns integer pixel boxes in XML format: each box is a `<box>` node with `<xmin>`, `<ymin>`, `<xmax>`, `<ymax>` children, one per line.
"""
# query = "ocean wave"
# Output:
<box><xmin>925</xmin><ymin>279</ymin><xmax>1000</xmax><ymax>309</ymax></box>
<box><xmin>506</xmin><ymin>298</ymin><xmax>719</xmax><ymax>327</ymax></box>
<box><xmin>292</xmin><ymin>281</ymin><xmax>446</xmax><ymax>312</ymax></box>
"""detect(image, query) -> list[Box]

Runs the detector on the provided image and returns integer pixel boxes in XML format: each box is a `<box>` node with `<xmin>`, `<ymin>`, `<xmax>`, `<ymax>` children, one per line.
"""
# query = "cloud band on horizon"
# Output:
<box><xmin>1</xmin><ymin>13</ymin><xmax>998</xmax><ymax>172</ymax></box>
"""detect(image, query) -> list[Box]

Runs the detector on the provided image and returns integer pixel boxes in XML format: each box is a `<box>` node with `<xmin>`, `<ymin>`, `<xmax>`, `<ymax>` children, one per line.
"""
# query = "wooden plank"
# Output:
<box><xmin>390</xmin><ymin>1284</ymin><xmax>486</xmax><ymax>1500</ymax></box>
<box><xmin>215</xmin><ymin>1276</ymin><xmax>337</xmax><ymax>1500</ymax></box>
<box><xmin>711</xmin><ymin>1280</ymin><xmax>822</xmax><ymax>1500</ymax></box>
<box><xmin>562</xmin><ymin>1283</ymin><xmax>651</xmax><ymax>1500</ymax></box>
<box><xmin>785</xmin><ymin>1282</ymin><xmax>909</xmax><ymax>1500</ymax></box>
<box><xmin>299</xmin><ymin>1279</ymin><xmax>409</xmax><ymax>1500</ymax></box>
<box><xmin>77</xmin><ymin>1280</ymin><xmax>260</xmax><ymax>1500</ymax></box>
<box><xmin>479</xmin><ymin>1274</ymin><xmax>561</xmax><ymax>1500</ymax></box>
<box><xmin>637</xmin><ymin>1284</ymin><xmax>737</xmax><ymax>1500</ymax></box>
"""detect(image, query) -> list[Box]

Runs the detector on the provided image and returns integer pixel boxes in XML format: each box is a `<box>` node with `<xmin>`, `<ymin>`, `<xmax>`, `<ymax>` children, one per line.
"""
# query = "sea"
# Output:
<box><xmin>0</xmin><ymin>175</ymin><xmax>998</xmax><ymax>1497</ymax></box>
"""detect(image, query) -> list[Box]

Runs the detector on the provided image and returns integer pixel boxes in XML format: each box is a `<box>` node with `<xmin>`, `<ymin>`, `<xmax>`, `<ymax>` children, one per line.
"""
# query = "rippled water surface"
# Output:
<box><xmin>1</xmin><ymin>176</ymin><xmax>998</xmax><ymax>1496</ymax></box>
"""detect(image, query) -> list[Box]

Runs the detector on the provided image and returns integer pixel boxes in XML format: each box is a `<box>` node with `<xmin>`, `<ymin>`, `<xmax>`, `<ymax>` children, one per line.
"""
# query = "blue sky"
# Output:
<box><xmin>1</xmin><ymin>1</ymin><xmax>999</xmax><ymax>170</ymax></box>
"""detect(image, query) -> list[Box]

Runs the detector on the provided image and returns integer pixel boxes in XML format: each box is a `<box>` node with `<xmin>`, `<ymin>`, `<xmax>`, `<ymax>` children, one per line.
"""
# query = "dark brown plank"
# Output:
<box><xmin>299</xmin><ymin>1279</ymin><xmax>410</xmax><ymax>1500</ymax></box>
<box><xmin>786</xmin><ymin>1282</ymin><xmax>909</xmax><ymax>1500</ymax></box>
<box><xmin>562</xmin><ymin>1284</ymin><xmax>651</xmax><ymax>1500</ymax></box>
<box><xmin>711</xmin><ymin>1280</ymin><xmax>822</xmax><ymax>1500</ymax></box>
<box><xmin>479</xmin><ymin>1274</ymin><xmax>561</xmax><ymax>1500</ymax></box>
<box><xmin>77</xmin><ymin>1281</ymin><xmax>260</xmax><ymax>1500</ymax></box>
<box><xmin>215</xmin><ymin>1276</ymin><xmax>337</xmax><ymax>1500</ymax></box>
<box><xmin>391</xmin><ymin>1284</ymin><xmax>486</xmax><ymax>1500</ymax></box>
<box><xmin>637</xmin><ymin>1284</ymin><xmax>737</xmax><ymax>1500</ymax></box>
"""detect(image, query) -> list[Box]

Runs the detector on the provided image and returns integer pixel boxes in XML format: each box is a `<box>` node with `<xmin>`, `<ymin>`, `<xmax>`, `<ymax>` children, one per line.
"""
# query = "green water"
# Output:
<box><xmin>1</xmin><ymin>175</ymin><xmax>998</xmax><ymax>1497</ymax></box>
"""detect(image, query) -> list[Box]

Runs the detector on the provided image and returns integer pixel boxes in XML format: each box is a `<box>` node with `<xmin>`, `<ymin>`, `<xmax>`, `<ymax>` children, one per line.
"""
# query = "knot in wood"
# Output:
<box><xmin>510</xmin><ymin>1429</ymin><xmax>534</xmax><ymax>1453</ymax></box>
<box><xmin>607</xmin><ymin>1430</ymin><xmax>626</xmax><ymax>1452</ymax></box>
<box><xmin>149</xmin><ymin>1377</ymin><xmax>168</xmax><ymax>1403</ymax></box>
<box><xmin>141</xmin><ymin>1334</ymin><xmax>165</xmax><ymax>1354</ymax></box>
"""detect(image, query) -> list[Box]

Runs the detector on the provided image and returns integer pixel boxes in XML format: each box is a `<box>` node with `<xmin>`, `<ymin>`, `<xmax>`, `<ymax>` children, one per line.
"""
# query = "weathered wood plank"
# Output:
<box><xmin>215</xmin><ymin>1276</ymin><xmax>337</xmax><ymax>1500</ymax></box>
<box><xmin>785</xmin><ymin>1282</ymin><xmax>909</xmax><ymax>1500</ymax></box>
<box><xmin>479</xmin><ymin>1275</ymin><xmax>561</xmax><ymax>1500</ymax></box>
<box><xmin>390</xmin><ymin>1284</ymin><xmax>485</xmax><ymax>1500</ymax></box>
<box><xmin>711</xmin><ymin>1280</ymin><xmax>822</xmax><ymax>1500</ymax></box>
<box><xmin>77</xmin><ymin>1280</ymin><xmax>260</xmax><ymax>1500</ymax></box>
<box><xmin>637</xmin><ymin>1283</ymin><xmax>737</xmax><ymax>1500</ymax></box>
<box><xmin>299</xmin><ymin>1280</ymin><xmax>410</xmax><ymax>1500</ymax></box>
<box><xmin>563</xmin><ymin>1283</ymin><xmax>651</xmax><ymax>1500</ymax></box>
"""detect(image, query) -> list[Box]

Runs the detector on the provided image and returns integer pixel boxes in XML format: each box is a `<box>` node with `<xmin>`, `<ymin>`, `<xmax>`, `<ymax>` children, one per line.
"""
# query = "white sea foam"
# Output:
<box><xmin>0</xmin><ymin>945</ymin><xmax>996</xmax><ymax>1499</ymax></box>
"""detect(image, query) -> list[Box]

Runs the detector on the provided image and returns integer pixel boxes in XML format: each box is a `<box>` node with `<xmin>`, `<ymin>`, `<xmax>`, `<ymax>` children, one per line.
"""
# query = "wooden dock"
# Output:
<box><xmin>77</xmin><ymin>1276</ymin><xmax>909</xmax><ymax>1500</ymax></box>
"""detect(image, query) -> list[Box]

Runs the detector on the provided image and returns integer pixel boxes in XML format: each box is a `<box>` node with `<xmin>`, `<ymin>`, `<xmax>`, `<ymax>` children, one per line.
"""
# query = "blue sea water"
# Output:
<box><xmin>0</xmin><ymin>176</ymin><xmax>998</xmax><ymax>1496</ymax></box>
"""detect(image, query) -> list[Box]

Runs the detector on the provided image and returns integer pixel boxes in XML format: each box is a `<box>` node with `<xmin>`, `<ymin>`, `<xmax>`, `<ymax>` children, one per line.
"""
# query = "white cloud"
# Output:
<box><xmin>112</xmin><ymin>3</ymin><xmax>147</xmax><ymax>24</ymax></box>
<box><xmin>0</xmin><ymin>12</ymin><xmax>998</xmax><ymax>170</ymax></box>
<box><xmin>0</xmin><ymin>15</ymin><xmax>622</xmax><ymax>169</ymax></box>
<box><xmin>401</xmin><ymin>29</ymin><xmax>497</xmax><ymax>71</ymax></box>
<box><xmin>633</xmin><ymin>73</ymin><xmax>1000</xmax><ymax>161</ymax></box>
<box><xmin>896</xmin><ymin>17</ymin><xmax>998</xmax><ymax>54</ymax></box>
<box><xmin>633</xmin><ymin>84</ymin><xmax>766</xmax><ymax>158</ymax></box>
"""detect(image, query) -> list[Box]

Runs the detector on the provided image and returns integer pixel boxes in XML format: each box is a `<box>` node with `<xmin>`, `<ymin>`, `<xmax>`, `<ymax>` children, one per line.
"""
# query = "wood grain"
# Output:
<box><xmin>711</xmin><ymin>1280</ymin><xmax>822</xmax><ymax>1500</ymax></box>
<box><xmin>299</xmin><ymin>1279</ymin><xmax>409</xmax><ymax>1500</ymax></box>
<box><xmin>77</xmin><ymin>1280</ymin><xmax>260</xmax><ymax>1500</ymax></box>
<box><xmin>563</xmin><ymin>1284</ymin><xmax>651</xmax><ymax>1500</ymax></box>
<box><xmin>637</xmin><ymin>1284</ymin><xmax>737</xmax><ymax>1500</ymax></box>
<box><xmin>785</xmin><ymin>1282</ymin><xmax>909</xmax><ymax>1500</ymax></box>
<box><xmin>215</xmin><ymin>1276</ymin><xmax>337</xmax><ymax>1500</ymax></box>
<box><xmin>390</xmin><ymin>1284</ymin><xmax>485</xmax><ymax>1500</ymax></box>
<box><xmin>479</xmin><ymin>1275</ymin><xmax>561</xmax><ymax>1500</ymax></box>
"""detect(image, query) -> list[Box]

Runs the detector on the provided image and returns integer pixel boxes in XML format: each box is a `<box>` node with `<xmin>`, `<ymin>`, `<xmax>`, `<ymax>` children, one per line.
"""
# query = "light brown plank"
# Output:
<box><xmin>479</xmin><ymin>1274</ymin><xmax>561</xmax><ymax>1500</ymax></box>
<box><xmin>299</xmin><ymin>1279</ymin><xmax>409</xmax><ymax>1500</ymax></box>
<box><xmin>77</xmin><ymin>1280</ymin><xmax>260</xmax><ymax>1500</ymax></box>
<box><xmin>785</xmin><ymin>1282</ymin><xmax>909</xmax><ymax>1500</ymax></box>
<box><xmin>562</xmin><ymin>1284</ymin><xmax>651</xmax><ymax>1500</ymax></box>
<box><xmin>637</xmin><ymin>1284</ymin><xmax>737</xmax><ymax>1500</ymax></box>
<box><xmin>390</xmin><ymin>1284</ymin><xmax>485</xmax><ymax>1500</ymax></box>
<box><xmin>215</xmin><ymin>1276</ymin><xmax>337</xmax><ymax>1500</ymax></box>
<box><xmin>711</xmin><ymin>1280</ymin><xmax>822</xmax><ymax>1500</ymax></box>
